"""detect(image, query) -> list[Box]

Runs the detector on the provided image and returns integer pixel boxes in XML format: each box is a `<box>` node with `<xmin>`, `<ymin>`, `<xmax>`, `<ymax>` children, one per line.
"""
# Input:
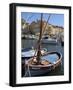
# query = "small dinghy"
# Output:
<box><xmin>22</xmin><ymin>48</ymin><xmax>47</xmax><ymax>59</ymax></box>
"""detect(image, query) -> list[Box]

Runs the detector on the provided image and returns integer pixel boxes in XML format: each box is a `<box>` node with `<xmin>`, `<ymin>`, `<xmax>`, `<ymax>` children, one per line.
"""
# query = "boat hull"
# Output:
<box><xmin>23</xmin><ymin>51</ymin><xmax>62</xmax><ymax>76</ymax></box>
<box><xmin>24</xmin><ymin>66</ymin><xmax>53</xmax><ymax>76</ymax></box>
<box><xmin>22</xmin><ymin>48</ymin><xmax>47</xmax><ymax>59</ymax></box>
<box><xmin>42</xmin><ymin>39</ymin><xmax>58</xmax><ymax>44</ymax></box>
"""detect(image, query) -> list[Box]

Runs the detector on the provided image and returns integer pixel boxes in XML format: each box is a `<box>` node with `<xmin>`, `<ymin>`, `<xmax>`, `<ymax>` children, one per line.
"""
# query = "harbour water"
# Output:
<box><xmin>22</xmin><ymin>39</ymin><xmax>64</xmax><ymax>77</ymax></box>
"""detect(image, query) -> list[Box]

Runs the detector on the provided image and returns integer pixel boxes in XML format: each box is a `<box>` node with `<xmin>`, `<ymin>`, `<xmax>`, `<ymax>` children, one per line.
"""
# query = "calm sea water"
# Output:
<box><xmin>22</xmin><ymin>39</ymin><xmax>64</xmax><ymax>77</ymax></box>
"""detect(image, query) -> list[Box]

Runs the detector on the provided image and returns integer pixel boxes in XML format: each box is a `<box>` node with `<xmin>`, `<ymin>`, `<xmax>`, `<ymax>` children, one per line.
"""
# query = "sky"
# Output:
<box><xmin>21</xmin><ymin>12</ymin><xmax>64</xmax><ymax>27</ymax></box>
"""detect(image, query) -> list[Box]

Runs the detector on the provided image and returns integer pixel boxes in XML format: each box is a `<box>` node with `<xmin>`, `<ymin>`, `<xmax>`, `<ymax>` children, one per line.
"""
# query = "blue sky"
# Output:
<box><xmin>21</xmin><ymin>12</ymin><xmax>64</xmax><ymax>27</ymax></box>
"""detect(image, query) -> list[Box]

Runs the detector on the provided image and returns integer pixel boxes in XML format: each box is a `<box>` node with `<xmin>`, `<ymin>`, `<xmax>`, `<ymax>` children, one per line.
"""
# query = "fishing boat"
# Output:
<box><xmin>23</xmin><ymin>51</ymin><xmax>62</xmax><ymax>76</ymax></box>
<box><xmin>41</xmin><ymin>36</ymin><xmax>58</xmax><ymax>44</ymax></box>
<box><xmin>23</xmin><ymin>14</ymin><xmax>62</xmax><ymax>76</ymax></box>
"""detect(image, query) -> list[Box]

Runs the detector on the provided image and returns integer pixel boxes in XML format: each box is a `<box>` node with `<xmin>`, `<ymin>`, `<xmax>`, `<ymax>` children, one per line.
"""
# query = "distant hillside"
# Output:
<box><xmin>21</xmin><ymin>19</ymin><xmax>64</xmax><ymax>36</ymax></box>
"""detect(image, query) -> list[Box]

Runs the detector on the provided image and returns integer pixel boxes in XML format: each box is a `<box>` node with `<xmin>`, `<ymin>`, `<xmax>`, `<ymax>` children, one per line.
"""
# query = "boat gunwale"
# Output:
<box><xmin>22</xmin><ymin>48</ymin><xmax>47</xmax><ymax>58</ymax></box>
<box><xmin>25</xmin><ymin>51</ymin><xmax>62</xmax><ymax>68</ymax></box>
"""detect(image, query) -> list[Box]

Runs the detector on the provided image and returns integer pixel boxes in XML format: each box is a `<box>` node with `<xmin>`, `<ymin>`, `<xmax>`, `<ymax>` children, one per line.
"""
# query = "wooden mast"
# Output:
<box><xmin>36</xmin><ymin>13</ymin><xmax>43</xmax><ymax>64</ymax></box>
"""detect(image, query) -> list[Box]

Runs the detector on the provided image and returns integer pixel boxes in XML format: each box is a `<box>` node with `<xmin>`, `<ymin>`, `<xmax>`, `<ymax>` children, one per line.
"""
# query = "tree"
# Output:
<box><xmin>21</xmin><ymin>18</ymin><xmax>26</xmax><ymax>26</ymax></box>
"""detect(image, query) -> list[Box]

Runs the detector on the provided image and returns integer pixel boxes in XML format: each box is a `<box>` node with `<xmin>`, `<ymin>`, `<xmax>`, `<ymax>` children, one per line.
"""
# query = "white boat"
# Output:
<box><xmin>22</xmin><ymin>35</ymin><xmax>37</xmax><ymax>40</ymax></box>
<box><xmin>42</xmin><ymin>37</ymin><xmax>58</xmax><ymax>44</ymax></box>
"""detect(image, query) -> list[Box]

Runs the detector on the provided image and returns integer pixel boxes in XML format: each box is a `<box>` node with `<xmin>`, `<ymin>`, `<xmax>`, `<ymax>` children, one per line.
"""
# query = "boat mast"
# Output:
<box><xmin>36</xmin><ymin>13</ymin><xmax>43</xmax><ymax>64</ymax></box>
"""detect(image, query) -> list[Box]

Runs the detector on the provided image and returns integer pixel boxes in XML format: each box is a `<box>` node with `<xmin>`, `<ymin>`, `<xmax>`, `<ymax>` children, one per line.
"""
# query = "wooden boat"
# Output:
<box><xmin>23</xmin><ymin>14</ymin><xmax>62</xmax><ymax>76</ymax></box>
<box><xmin>24</xmin><ymin>51</ymin><xmax>62</xmax><ymax>76</ymax></box>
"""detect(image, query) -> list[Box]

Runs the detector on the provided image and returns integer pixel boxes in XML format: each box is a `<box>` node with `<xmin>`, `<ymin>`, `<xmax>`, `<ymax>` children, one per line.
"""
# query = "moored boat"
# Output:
<box><xmin>23</xmin><ymin>51</ymin><xmax>62</xmax><ymax>76</ymax></box>
<box><xmin>22</xmin><ymin>48</ymin><xmax>47</xmax><ymax>59</ymax></box>
<box><xmin>41</xmin><ymin>36</ymin><xmax>58</xmax><ymax>44</ymax></box>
